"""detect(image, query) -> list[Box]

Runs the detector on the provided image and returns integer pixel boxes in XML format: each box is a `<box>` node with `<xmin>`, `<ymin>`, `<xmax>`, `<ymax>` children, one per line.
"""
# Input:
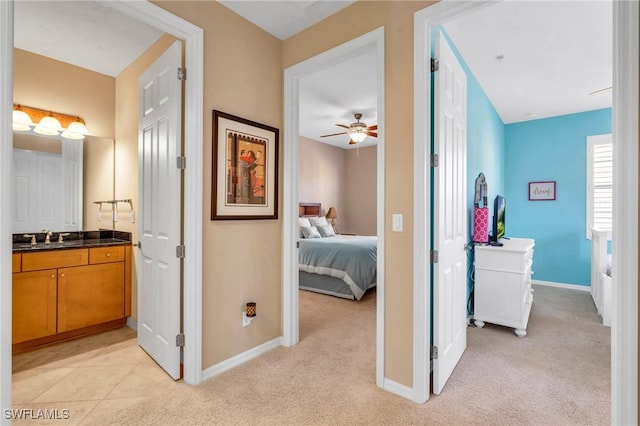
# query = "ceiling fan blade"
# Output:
<box><xmin>320</xmin><ymin>131</ymin><xmax>349</xmax><ymax>137</ymax></box>
<box><xmin>335</xmin><ymin>124</ymin><xmax>350</xmax><ymax>129</ymax></box>
<box><xmin>365</xmin><ymin>131</ymin><xmax>377</xmax><ymax>137</ymax></box>
<box><xmin>367</xmin><ymin>124</ymin><xmax>377</xmax><ymax>131</ymax></box>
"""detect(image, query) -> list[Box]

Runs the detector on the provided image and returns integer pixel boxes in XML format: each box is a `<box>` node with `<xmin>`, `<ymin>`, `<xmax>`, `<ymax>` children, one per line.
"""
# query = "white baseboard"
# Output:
<box><xmin>202</xmin><ymin>337</ymin><xmax>283</xmax><ymax>382</ymax></box>
<box><xmin>126</xmin><ymin>317</ymin><xmax>138</xmax><ymax>331</ymax></box>
<box><xmin>532</xmin><ymin>280</ymin><xmax>590</xmax><ymax>292</ymax></box>
<box><xmin>381</xmin><ymin>377</ymin><xmax>415</xmax><ymax>401</ymax></box>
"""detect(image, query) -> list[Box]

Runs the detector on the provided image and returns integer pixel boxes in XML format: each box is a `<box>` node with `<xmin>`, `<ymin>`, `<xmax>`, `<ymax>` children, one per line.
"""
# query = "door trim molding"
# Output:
<box><xmin>612</xmin><ymin>1</ymin><xmax>639</xmax><ymax>423</ymax></box>
<box><xmin>0</xmin><ymin>1</ymin><xmax>14</xmax><ymax>416</ymax></box>
<box><xmin>102</xmin><ymin>0</ymin><xmax>204</xmax><ymax>386</ymax></box>
<box><xmin>282</xmin><ymin>27</ymin><xmax>385</xmax><ymax>387</ymax></box>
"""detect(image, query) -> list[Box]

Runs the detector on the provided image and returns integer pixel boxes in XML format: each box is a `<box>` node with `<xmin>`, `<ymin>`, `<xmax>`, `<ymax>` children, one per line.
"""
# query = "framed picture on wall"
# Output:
<box><xmin>528</xmin><ymin>181</ymin><xmax>556</xmax><ymax>201</ymax></box>
<box><xmin>211</xmin><ymin>110</ymin><xmax>279</xmax><ymax>220</ymax></box>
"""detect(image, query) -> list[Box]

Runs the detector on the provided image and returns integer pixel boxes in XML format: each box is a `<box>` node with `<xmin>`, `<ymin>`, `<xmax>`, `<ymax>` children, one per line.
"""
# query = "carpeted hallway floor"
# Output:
<box><xmin>15</xmin><ymin>284</ymin><xmax>611</xmax><ymax>425</ymax></box>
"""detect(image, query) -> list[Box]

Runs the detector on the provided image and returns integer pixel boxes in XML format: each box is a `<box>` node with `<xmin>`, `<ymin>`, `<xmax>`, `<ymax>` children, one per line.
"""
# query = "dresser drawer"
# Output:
<box><xmin>22</xmin><ymin>249</ymin><xmax>89</xmax><ymax>271</ymax></box>
<box><xmin>89</xmin><ymin>246</ymin><xmax>125</xmax><ymax>264</ymax></box>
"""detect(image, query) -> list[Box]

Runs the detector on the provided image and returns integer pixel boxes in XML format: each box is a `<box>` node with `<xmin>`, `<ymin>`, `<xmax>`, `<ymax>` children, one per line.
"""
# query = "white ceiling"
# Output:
<box><xmin>443</xmin><ymin>1</ymin><xmax>612</xmax><ymax>124</ymax></box>
<box><xmin>13</xmin><ymin>1</ymin><xmax>612</xmax><ymax>147</ymax></box>
<box><xmin>14</xmin><ymin>1</ymin><xmax>163</xmax><ymax>77</ymax></box>
<box><xmin>218</xmin><ymin>0</ymin><xmax>356</xmax><ymax>41</ymax></box>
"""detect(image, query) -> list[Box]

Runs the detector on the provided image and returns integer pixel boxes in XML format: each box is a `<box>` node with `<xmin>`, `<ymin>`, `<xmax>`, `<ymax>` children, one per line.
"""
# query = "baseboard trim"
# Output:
<box><xmin>382</xmin><ymin>378</ymin><xmax>415</xmax><ymax>401</ymax></box>
<box><xmin>126</xmin><ymin>317</ymin><xmax>138</xmax><ymax>331</ymax></box>
<box><xmin>532</xmin><ymin>280</ymin><xmax>590</xmax><ymax>292</ymax></box>
<box><xmin>201</xmin><ymin>337</ymin><xmax>283</xmax><ymax>382</ymax></box>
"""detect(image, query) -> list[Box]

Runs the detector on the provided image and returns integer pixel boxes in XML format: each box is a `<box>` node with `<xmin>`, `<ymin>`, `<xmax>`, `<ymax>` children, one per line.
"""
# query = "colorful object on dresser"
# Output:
<box><xmin>473</xmin><ymin>172</ymin><xmax>489</xmax><ymax>243</ymax></box>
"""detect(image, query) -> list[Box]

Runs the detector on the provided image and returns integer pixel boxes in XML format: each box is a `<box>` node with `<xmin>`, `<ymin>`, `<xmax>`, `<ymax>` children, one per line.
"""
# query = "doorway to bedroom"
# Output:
<box><xmin>283</xmin><ymin>28</ymin><xmax>385</xmax><ymax>386</ymax></box>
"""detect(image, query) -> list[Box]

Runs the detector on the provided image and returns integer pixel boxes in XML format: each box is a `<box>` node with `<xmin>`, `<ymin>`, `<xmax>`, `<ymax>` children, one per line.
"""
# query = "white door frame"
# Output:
<box><xmin>1</xmin><ymin>1</ymin><xmax>204</xmax><ymax>413</ymax></box>
<box><xmin>282</xmin><ymin>28</ymin><xmax>386</xmax><ymax>387</ymax></box>
<box><xmin>415</xmin><ymin>0</ymin><xmax>638</xmax><ymax>421</ymax></box>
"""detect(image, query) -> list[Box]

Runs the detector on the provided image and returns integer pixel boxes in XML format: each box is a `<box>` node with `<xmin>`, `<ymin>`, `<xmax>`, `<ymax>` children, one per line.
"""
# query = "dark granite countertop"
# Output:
<box><xmin>12</xmin><ymin>230</ymin><xmax>131</xmax><ymax>253</ymax></box>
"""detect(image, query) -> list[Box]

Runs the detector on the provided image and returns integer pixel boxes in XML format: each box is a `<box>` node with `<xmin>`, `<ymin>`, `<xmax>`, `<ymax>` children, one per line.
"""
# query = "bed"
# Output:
<box><xmin>298</xmin><ymin>203</ymin><xmax>377</xmax><ymax>300</ymax></box>
<box><xmin>590</xmin><ymin>228</ymin><xmax>612</xmax><ymax>327</ymax></box>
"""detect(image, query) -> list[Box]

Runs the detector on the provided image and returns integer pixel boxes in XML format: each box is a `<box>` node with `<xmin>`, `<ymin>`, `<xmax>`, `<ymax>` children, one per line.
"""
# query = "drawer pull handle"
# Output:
<box><xmin>106</xmin><ymin>253</ymin><xmax>111</xmax><ymax>257</ymax></box>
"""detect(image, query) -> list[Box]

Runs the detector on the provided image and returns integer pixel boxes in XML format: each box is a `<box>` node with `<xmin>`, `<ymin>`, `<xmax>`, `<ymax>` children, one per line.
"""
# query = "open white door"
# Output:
<box><xmin>432</xmin><ymin>30</ymin><xmax>468</xmax><ymax>395</ymax></box>
<box><xmin>137</xmin><ymin>40</ymin><xmax>183</xmax><ymax>379</ymax></box>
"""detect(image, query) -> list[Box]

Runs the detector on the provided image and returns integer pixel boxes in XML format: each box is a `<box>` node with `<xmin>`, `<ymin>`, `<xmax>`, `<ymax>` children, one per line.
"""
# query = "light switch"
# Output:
<box><xmin>392</xmin><ymin>214</ymin><xmax>403</xmax><ymax>232</ymax></box>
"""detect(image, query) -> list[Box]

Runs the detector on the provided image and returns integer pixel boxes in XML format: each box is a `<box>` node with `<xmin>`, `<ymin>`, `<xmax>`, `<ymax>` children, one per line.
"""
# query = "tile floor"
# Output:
<box><xmin>11</xmin><ymin>327</ymin><xmax>177</xmax><ymax>425</ymax></box>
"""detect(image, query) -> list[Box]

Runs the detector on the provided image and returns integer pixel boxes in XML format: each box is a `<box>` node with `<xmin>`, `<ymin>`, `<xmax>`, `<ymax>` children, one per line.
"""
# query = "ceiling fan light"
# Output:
<box><xmin>12</xmin><ymin>107</ymin><xmax>33</xmax><ymax>131</ymax></box>
<box><xmin>34</xmin><ymin>113</ymin><xmax>63</xmax><ymax>136</ymax></box>
<box><xmin>350</xmin><ymin>132</ymin><xmax>367</xmax><ymax>143</ymax></box>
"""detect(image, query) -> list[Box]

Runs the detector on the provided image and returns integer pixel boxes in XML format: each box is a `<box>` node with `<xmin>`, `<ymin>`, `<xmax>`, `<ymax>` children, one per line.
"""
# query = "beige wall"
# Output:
<box><xmin>299</xmin><ymin>136</ymin><xmax>376</xmax><ymax>235</ymax></box>
<box><xmin>299</xmin><ymin>136</ymin><xmax>347</xmax><ymax>218</ymax></box>
<box><xmin>13</xmin><ymin>49</ymin><xmax>116</xmax><ymax>233</ymax></box>
<box><xmin>345</xmin><ymin>146</ymin><xmax>376</xmax><ymax>236</ymax></box>
<box><xmin>284</xmin><ymin>0</ymin><xmax>435</xmax><ymax>386</ymax></box>
<box><xmin>153</xmin><ymin>1</ymin><xmax>283</xmax><ymax>369</ymax></box>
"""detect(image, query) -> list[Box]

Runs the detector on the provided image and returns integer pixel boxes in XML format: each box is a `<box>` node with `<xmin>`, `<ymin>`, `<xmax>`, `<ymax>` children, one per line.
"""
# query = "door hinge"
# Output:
<box><xmin>176</xmin><ymin>245</ymin><xmax>186</xmax><ymax>258</ymax></box>
<box><xmin>177</xmin><ymin>156</ymin><xmax>186</xmax><ymax>169</ymax></box>
<box><xmin>430</xmin><ymin>153</ymin><xmax>439</xmax><ymax>167</ymax></box>
<box><xmin>177</xmin><ymin>67</ymin><xmax>186</xmax><ymax>81</ymax></box>
<box><xmin>430</xmin><ymin>250</ymin><xmax>439</xmax><ymax>263</ymax></box>
<box><xmin>176</xmin><ymin>333</ymin><xmax>185</xmax><ymax>347</ymax></box>
<box><xmin>431</xmin><ymin>58</ymin><xmax>439</xmax><ymax>73</ymax></box>
<box><xmin>431</xmin><ymin>345</ymin><xmax>438</xmax><ymax>360</ymax></box>
<box><xmin>297</xmin><ymin>241</ymin><xmax>300</xmax><ymax>249</ymax></box>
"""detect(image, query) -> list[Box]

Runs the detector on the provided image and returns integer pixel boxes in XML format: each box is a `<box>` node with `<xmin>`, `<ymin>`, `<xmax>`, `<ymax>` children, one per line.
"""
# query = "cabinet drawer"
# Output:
<box><xmin>12</xmin><ymin>253</ymin><xmax>21</xmax><ymax>273</ymax></box>
<box><xmin>89</xmin><ymin>246</ymin><xmax>125</xmax><ymax>264</ymax></box>
<box><xmin>22</xmin><ymin>249</ymin><xmax>89</xmax><ymax>271</ymax></box>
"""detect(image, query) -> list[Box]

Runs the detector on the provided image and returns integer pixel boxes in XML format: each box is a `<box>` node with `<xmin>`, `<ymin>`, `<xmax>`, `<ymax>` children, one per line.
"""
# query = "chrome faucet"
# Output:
<box><xmin>58</xmin><ymin>233</ymin><xmax>70</xmax><ymax>243</ymax></box>
<box><xmin>23</xmin><ymin>234</ymin><xmax>36</xmax><ymax>245</ymax></box>
<box><xmin>42</xmin><ymin>230</ymin><xmax>52</xmax><ymax>244</ymax></box>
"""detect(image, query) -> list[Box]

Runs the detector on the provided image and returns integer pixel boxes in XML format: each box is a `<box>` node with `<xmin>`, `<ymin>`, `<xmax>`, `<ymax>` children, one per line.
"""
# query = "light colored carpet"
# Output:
<box><xmin>91</xmin><ymin>284</ymin><xmax>610</xmax><ymax>425</ymax></box>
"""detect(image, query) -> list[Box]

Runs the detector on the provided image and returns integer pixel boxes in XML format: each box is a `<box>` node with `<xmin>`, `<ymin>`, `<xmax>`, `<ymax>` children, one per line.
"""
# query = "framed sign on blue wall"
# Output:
<box><xmin>528</xmin><ymin>181</ymin><xmax>556</xmax><ymax>201</ymax></box>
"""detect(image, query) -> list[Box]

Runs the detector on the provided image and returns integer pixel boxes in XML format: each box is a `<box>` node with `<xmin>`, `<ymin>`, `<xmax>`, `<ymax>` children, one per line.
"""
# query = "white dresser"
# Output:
<box><xmin>473</xmin><ymin>238</ymin><xmax>535</xmax><ymax>337</ymax></box>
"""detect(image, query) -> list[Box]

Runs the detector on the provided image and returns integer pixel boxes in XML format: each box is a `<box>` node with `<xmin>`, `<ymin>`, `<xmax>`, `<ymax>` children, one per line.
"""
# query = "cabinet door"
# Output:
<box><xmin>12</xmin><ymin>270</ymin><xmax>57</xmax><ymax>344</ymax></box>
<box><xmin>57</xmin><ymin>263</ymin><xmax>125</xmax><ymax>333</ymax></box>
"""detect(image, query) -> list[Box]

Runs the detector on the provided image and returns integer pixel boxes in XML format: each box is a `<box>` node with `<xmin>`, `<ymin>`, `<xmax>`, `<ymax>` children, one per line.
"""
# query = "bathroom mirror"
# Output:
<box><xmin>12</xmin><ymin>132</ymin><xmax>115</xmax><ymax>234</ymax></box>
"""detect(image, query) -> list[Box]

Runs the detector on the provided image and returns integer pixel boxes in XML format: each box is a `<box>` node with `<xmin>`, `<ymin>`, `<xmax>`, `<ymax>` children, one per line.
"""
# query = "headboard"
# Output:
<box><xmin>299</xmin><ymin>202</ymin><xmax>321</xmax><ymax>217</ymax></box>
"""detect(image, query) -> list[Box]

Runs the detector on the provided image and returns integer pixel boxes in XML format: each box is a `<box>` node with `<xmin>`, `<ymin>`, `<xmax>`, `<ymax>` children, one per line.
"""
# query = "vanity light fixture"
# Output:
<box><xmin>34</xmin><ymin>112</ymin><xmax>63</xmax><ymax>136</ymax></box>
<box><xmin>12</xmin><ymin>104</ymin><xmax>89</xmax><ymax>138</ymax></box>
<box><xmin>12</xmin><ymin>105</ymin><xmax>33</xmax><ymax>131</ymax></box>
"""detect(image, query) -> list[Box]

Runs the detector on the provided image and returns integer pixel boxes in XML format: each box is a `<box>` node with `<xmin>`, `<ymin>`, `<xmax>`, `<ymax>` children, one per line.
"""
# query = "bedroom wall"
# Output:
<box><xmin>152</xmin><ymin>1</ymin><xmax>284</xmax><ymax>370</ymax></box>
<box><xmin>298</xmin><ymin>136</ymin><xmax>347</xmax><ymax>221</ymax></box>
<box><xmin>285</xmin><ymin>0</ymin><xmax>435</xmax><ymax>388</ymax></box>
<box><xmin>299</xmin><ymin>137</ymin><xmax>376</xmax><ymax>235</ymax></box>
<box><xmin>345</xmin><ymin>145</ymin><xmax>377</xmax><ymax>235</ymax></box>
<box><xmin>505</xmin><ymin>108</ymin><xmax>612</xmax><ymax>286</ymax></box>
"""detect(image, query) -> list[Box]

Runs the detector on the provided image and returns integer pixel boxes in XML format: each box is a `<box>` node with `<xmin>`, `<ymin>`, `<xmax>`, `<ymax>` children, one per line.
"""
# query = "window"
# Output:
<box><xmin>586</xmin><ymin>134</ymin><xmax>613</xmax><ymax>239</ymax></box>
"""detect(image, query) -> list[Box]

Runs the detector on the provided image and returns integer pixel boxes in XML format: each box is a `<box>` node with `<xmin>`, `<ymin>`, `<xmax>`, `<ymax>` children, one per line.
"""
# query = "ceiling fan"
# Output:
<box><xmin>320</xmin><ymin>113</ymin><xmax>377</xmax><ymax>144</ymax></box>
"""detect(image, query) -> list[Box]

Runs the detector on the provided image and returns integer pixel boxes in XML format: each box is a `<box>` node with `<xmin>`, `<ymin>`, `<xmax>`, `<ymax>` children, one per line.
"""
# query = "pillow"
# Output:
<box><xmin>298</xmin><ymin>217</ymin><xmax>311</xmax><ymax>238</ymax></box>
<box><xmin>317</xmin><ymin>224</ymin><xmax>336</xmax><ymax>238</ymax></box>
<box><xmin>309</xmin><ymin>216</ymin><xmax>328</xmax><ymax>227</ymax></box>
<box><xmin>298</xmin><ymin>217</ymin><xmax>311</xmax><ymax>227</ymax></box>
<box><xmin>300</xmin><ymin>225</ymin><xmax>322</xmax><ymax>239</ymax></box>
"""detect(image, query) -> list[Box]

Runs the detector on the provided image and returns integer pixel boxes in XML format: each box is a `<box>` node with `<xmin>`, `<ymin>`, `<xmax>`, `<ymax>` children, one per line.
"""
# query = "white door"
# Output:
<box><xmin>432</xmin><ymin>30</ymin><xmax>468</xmax><ymax>395</ymax></box>
<box><xmin>138</xmin><ymin>40</ymin><xmax>183</xmax><ymax>379</ymax></box>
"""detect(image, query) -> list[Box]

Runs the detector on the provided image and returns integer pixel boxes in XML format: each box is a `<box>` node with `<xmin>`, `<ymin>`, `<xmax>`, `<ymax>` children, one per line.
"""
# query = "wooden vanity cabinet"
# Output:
<box><xmin>12</xmin><ymin>245</ymin><xmax>131</xmax><ymax>353</ymax></box>
<box><xmin>12</xmin><ymin>269</ymin><xmax>57</xmax><ymax>344</ymax></box>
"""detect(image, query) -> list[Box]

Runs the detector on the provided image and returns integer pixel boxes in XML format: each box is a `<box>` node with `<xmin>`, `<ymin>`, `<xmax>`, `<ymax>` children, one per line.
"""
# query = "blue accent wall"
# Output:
<box><xmin>505</xmin><ymin>108</ymin><xmax>612</xmax><ymax>286</ymax></box>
